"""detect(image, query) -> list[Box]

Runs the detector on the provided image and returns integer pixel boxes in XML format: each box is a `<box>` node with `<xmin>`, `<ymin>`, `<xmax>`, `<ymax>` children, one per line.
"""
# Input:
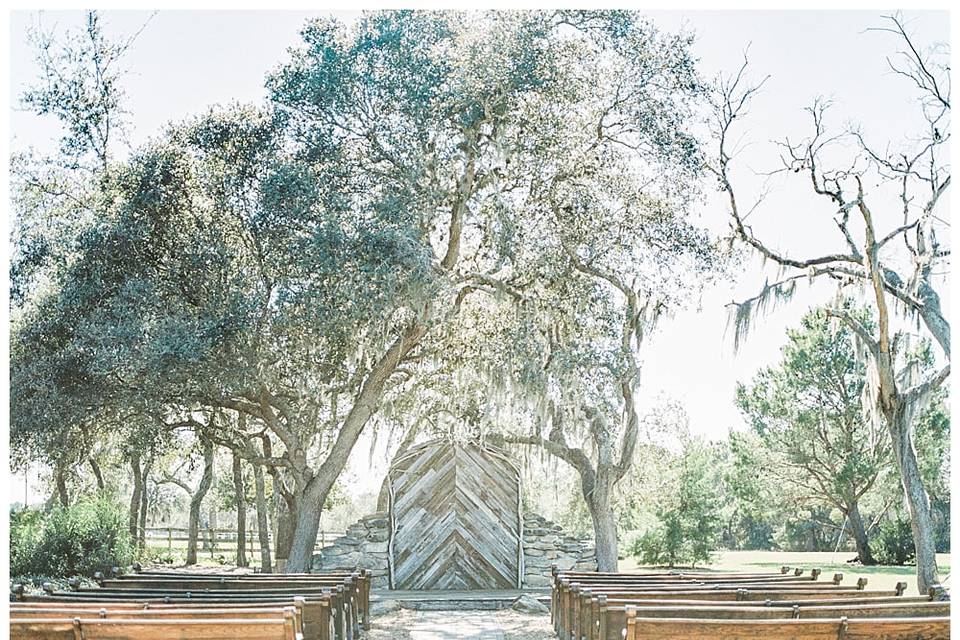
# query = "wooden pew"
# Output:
<box><xmin>562</xmin><ymin>576</ymin><xmax>824</xmax><ymax>588</ymax></box>
<box><xmin>61</xmin><ymin>585</ymin><xmax>359</xmax><ymax>638</ymax></box>
<box><xmin>9</xmin><ymin>605</ymin><xmax>304</xmax><ymax>637</ymax></box>
<box><xmin>623</xmin><ymin>610</ymin><xmax>950</xmax><ymax>640</ymax></box>
<box><xmin>106</xmin><ymin>570</ymin><xmax>370</xmax><ymax>618</ymax></box>
<box><xmin>549</xmin><ymin>567</ymin><xmax>828</xmax><ymax>624</ymax></box>
<box><xmin>550</xmin><ymin>567</ymin><xmax>822</xmax><ymax>601</ymax></box>
<box><xmin>555</xmin><ymin>565</ymin><xmax>801</xmax><ymax>578</ymax></box>
<box><xmin>555</xmin><ymin>575</ymin><xmax>872</xmax><ymax>639</ymax></box>
<box><xmin>590</xmin><ymin>600</ymin><xmax>949</xmax><ymax>640</ymax></box>
<box><xmin>95</xmin><ymin>581</ymin><xmax>363</xmax><ymax>631</ymax></box>
<box><xmin>10</xmin><ymin>615</ymin><xmax>302</xmax><ymax>640</ymax></box>
<box><xmin>558</xmin><ymin>584</ymin><xmax>905</xmax><ymax>640</ymax></box>
<box><xmin>13</xmin><ymin>592</ymin><xmax>340</xmax><ymax>640</ymax></box>
<box><xmin>127</xmin><ymin>568</ymin><xmax>363</xmax><ymax>581</ymax></box>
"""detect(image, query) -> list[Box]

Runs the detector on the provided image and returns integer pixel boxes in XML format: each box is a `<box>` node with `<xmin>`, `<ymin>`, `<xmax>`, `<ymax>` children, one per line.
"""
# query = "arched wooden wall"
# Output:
<box><xmin>387</xmin><ymin>440</ymin><xmax>523</xmax><ymax>590</ymax></box>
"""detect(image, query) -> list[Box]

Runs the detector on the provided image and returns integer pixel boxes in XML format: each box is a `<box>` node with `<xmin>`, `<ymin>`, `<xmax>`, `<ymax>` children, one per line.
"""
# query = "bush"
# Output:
<box><xmin>629</xmin><ymin>528</ymin><xmax>671</xmax><ymax>565</ymax></box>
<box><xmin>631</xmin><ymin>439</ymin><xmax>723</xmax><ymax>568</ymax></box>
<box><xmin>10</xmin><ymin>498</ymin><xmax>135</xmax><ymax>578</ymax></box>
<box><xmin>874</xmin><ymin>516</ymin><xmax>915</xmax><ymax>566</ymax></box>
<box><xmin>10</xmin><ymin>506</ymin><xmax>44</xmax><ymax>576</ymax></box>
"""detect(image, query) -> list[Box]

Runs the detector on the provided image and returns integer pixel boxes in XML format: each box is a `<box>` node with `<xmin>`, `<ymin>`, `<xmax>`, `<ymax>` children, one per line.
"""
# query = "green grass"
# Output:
<box><xmin>619</xmin><ymin>550</ymin><xmax>951</xmax><ymax>596</ymax></box>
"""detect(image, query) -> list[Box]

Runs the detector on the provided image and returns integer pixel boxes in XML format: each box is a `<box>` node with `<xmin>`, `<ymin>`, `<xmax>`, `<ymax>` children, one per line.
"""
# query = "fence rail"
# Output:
<box><xmin>141</xmin><ymin>526</ymin><xmax>347</xmax><ymax>560</ymax></box>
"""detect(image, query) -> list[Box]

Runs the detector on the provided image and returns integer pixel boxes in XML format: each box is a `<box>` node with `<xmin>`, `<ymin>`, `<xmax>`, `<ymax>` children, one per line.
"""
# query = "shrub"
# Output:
<box><xmin>874</xmin><ymin>516</ymin><xmax>915</xmax><ymax>566</ymax></box>
<box><xmin>10</xmin><ymin>498</ymin><xmax>135</xmax><ymax>578</ymax></box>
<box><xmin>630</xmin><ymin>528</ymin><xmax>670</xmax><ymax>565</ymax></box>
<box><xmin>10</xmin><ymin>506</ymin><xmax>44</xmax><ymax>577</ymax></box>
<box><xmin>631</xmin><ymin>439</ymin><xmax>724</xmax><ymax>568</ymax></box>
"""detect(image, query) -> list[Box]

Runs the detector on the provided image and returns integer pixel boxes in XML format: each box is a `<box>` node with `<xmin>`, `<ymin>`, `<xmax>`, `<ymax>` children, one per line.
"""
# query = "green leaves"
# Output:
<box><xmin>735</xmin><ymin>306</ymin><xmax>892</xmax><ymax>524</ymax></box>
<box><xmin>10</xmin><ymin>499</ymin><xmax>135</xmax><ymax>578</ymax></box>
<box><xmin>632</xmin><ymin>438</ymin><xmax>725</xmax><ymax>567</ymax></box>
<box><xmin>13</xmin><ymin>11</ymin><xmax>724</xmax><ymax>532</ymax></box>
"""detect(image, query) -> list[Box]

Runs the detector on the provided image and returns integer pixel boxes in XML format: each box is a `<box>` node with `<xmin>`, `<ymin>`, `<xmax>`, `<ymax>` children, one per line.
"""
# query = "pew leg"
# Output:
<box><xmin>557</xmin><ymin>591</ymin><xmax>570</xmax><ymax>640</ymax></box>
<box><xmin>318</xmin><ymin>603</ymin><xmax>332</xmax><ymax>640</ymax></box>
<box><xmin>590</xmin><ymin>601</ymin><xmax>600</xmax><ymax>640</ymax></box>
<box><xmin>343</xmin><ymin>602</ymin><xmax>353</xmax><ymax>640</ymax></box>
<box><xmin>362</xmin><ymin>582</ymin><xmax>371</xmax><ymax>630</ymax></box>
<box><xmin>351</xmin><ymin>594</ymin><xmax>360</xmax><ymax>637</ymax></box>
<box><xmin>551</xmin><ymin>588</ymin><xmax>557</xmax><ymax>630</ymax></box>
<box><xmin>577</xmin><ymin>598</ymin><xmax>589</xmax><ymax>640</ymax></box>
<box><xmin>333</xmin><ymin>600</ymin><xmax>346</xmax><ymax>640</ymax></box>
<box><xmin>350</xmin><ymin>597</ymin><xmax>360</xmax><ymax>638</ymax></box>
<box><xmin>573</xmin><ymin>601</ymin><xmax>581</xmax><ymax>640</ymax></box>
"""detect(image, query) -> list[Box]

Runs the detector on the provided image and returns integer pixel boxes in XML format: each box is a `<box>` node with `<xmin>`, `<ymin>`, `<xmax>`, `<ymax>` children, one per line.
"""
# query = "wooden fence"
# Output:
<box><xmin>141</xmin><ymin>526</ymin><xmax>346</xmax><ymax>560</ymax></box>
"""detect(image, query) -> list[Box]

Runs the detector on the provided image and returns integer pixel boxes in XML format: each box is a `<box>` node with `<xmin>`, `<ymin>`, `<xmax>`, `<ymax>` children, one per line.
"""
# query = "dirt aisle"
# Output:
<box><xmin>365</xmin><ymin>609</ymin><xmax>553</xmax><ymax>640</ymax></box>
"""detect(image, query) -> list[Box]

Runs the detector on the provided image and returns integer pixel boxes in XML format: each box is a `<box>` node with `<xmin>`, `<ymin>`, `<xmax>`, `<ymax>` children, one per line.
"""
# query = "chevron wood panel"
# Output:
<box><xmin>387</xmin><ymin>440</ymin><xmax>522</xmax><ymax>590</ymax></box>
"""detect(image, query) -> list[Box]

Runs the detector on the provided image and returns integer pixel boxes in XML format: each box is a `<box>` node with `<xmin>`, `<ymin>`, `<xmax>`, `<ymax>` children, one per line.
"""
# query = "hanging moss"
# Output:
<box><xmin>726</xmin><ymin>277</ymin><xmax>798</xmax><ymax>353</ymax></box>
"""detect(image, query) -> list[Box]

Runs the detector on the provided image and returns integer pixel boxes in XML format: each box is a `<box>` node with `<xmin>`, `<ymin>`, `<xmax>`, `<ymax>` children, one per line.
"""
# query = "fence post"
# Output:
<box><xmin>211</xmin><ymin>527</ymin><xmax>217</xmax><ymax>558</ymax></box>
<box><xmin>167</xmin><ymin>527</ymin><xmax>172</xmax><ymax>554</ymax></box>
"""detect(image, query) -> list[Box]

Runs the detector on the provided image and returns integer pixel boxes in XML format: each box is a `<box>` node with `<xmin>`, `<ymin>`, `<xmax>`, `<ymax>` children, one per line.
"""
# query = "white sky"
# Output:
<box><xmin>6</xmin><ymin>10</ymin><xmax>951</xmax><ymax>499</ymax></box>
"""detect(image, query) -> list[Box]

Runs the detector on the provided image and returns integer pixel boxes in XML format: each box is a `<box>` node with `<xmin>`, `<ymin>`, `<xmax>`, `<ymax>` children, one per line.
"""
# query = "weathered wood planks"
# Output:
<box><xmin>388</xmin><ymin>440</ymin><xmax>522</xmax><ymax>590</ymax></box>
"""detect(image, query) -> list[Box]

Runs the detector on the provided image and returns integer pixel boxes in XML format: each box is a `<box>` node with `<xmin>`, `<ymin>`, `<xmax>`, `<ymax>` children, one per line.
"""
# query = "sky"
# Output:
<box><xmin>6</xmin><ymin>10</ymin><xmax>951</xmax><ymax>500</ymax></box>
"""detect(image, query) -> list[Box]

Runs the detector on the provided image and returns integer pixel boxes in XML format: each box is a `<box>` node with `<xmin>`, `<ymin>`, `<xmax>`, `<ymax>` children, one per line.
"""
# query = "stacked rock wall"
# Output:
<box><xmin>313</xmin><ymin>511</ymin><xmax>595</xmax><ymax>589</ymax></box>
<box><xmin>521</xmin><ymin>513</ymin><xmax>596</xmax><ymax>587</ymax></box>
<box><xmin>313</xmin><ymin>513</ymin><xmax>391</xmax><ymax>588</ymax></box>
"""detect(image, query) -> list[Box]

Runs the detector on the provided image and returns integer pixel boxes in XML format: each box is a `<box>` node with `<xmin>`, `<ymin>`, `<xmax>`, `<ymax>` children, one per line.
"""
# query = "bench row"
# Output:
<box><xmin>624</xmin><ymin>612</ymin><xmax>950</xmax><ymax>640</ymax></box>
<box><xmin>550</xmin><ymin>567</ymin><xmax>949</xmax><ymax>640</ymax></box>
<box><xmin>11</xmin><ymin>570</ymin><xmax>368</xmax><ymax>640</ymax></box>
<box><xmin>552</xmin><ymin>566</ymin><xmax>868</xmax><ymax>640</ymax></box>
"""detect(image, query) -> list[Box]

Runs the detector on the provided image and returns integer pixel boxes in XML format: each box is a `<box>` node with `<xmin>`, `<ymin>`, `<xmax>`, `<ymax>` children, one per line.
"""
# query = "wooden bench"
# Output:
<box><xmin>553</xmin><ymin>570</ymin><xmax>834</xmax><ymax>588</ymax></box>
<box><xmin>94</xmin><ymin>581</ymin><xmax>365</xmax><ymax>630</ymax></box>
<box><xmin>623</xmin><ymin>611</ymin><xmax>950</xmax><ymax>640</ymax></box>
<box><xmin>555</xmin><ymin>565</ymin><xmax>802</xmax><ymax>578</ymax></box>
<box><xmin>58</xmin><ymin>583</ymin><xmax>360</xmax><ymax>638</ymax></box>
<box><xmin>10</xmin><ymin>616</ymin><xmax>302</xmax><ymax>640</ymax></box>
<box><xmin>590</xmin><ymin>600</ymin><xmax>949</xmax><ymax>640</ymax></box>
<box><xmin>126</xmin><ymin>568</ymin><xmax>365</xmax><ymax>582</ymax></box>
<box><xmin>560</xmin><ymin>578</ymin><xmax>854</xmax><ymax>611</ymax></box>
<box><xmin>549</xmin><ymin>568</ymin><xmax>832</xmax><ymax>622</ymax></box>
<box><xmin>13</xmin><ymin>592</ymin><xmax>340</xmax><ymax>640</ymax></box>
<box><xmin>106</xmin><ymin>565</ymin><xmax>371</xmax><ymax>629</ymax></box>
<box><xmin>554</xmin><ymin>576</ymin><xmax>876</xmax><ymax>638</ymax></box>
<box><xmin>10</xmin><ymin>605</ymin><xmax>304</xmax><ymax>636</ymax></box>
<box><xmin>557</xmin><ymin>584</ymin><xmax>906</xmax><ymax>640</ymax></box>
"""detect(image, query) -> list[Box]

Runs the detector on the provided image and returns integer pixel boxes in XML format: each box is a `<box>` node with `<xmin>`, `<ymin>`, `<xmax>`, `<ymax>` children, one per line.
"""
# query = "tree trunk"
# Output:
<box><xmin>846</xmin><ymin>501</ymin><xmax>876</xmax><ymax>565</ymax></box>
<box><xmin>284</xmin><ymin>323</ymin><xmax>427</xmax><ymax>572</ymax></box>
<box><xmin>89</xmin><ymin>457</ymin><xmax>105</xmax><ymax>492</ymax></box>
<box><xmin>232</xmin><ymin>451</ymin><xmax>248</xmax><ymax>568</ymax></box>
<box><xmin>54</xmin><ymin>462</ymin><xmax>69</xmax><ymax>508</ymax></box>
<box><xmin>252</xmin><ymin>460</ymin><xmax>272</xmax><ymax>572</ymax></box>
<box><xmin>138</xmin><ymin>458</ymin><xmax>150</xmax><ymax>549</ymax></box>
<box><xmin>272</xmin><ymin>479</ymin><xmax>295</xmax><ymax>571</ymax></box>
<box><xmin>285</xmin><ymin>477</ymin><xmax>325</xmax><ymax>572</ymax></box>
<box><xmin>888</xmin><ymin>406</ymin><xmax>940</xmax><ymax>593</ymax></box>
<box><xmin>186</xmin><ymin>438</ymin><xmax>215</xmax><ymax>566</ymax></box>
<box><xmin>584</xmin><ymin>471</ymin><xmax>619</xmax><ymax>572</ymax></box>
<box><xmin>375</xmin><ymin>478</ymin><xmax>391</xmax><ymax>513</ymax></box>
<box><xmin>129</xmin><ymin>454</ymin><xmax>143</xmax><ymax>541</ymax></box>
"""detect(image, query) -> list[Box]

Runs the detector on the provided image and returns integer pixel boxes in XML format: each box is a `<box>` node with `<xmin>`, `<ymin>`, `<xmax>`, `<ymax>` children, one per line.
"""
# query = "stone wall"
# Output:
<box><xmin>521</xmin><ymin>513</ymin><xmax>596</xmax><ymax>587</ymax></box>
<box><xmin>312</xmin><ymin>511</ymin><xmax>595</xmax><ymax>589</ymax></box>
<box><xmin>313</xmin><ymin>513</ymin><xmax>391</xmax><ymax>588</ymax></box>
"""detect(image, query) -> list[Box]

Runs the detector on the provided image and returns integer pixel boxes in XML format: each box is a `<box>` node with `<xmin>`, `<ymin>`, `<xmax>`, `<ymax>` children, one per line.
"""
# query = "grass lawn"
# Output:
<box><xmin>619</xmin><ymin>550</ymin><xmax>951</xmax><ymax>596</ymax></box>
